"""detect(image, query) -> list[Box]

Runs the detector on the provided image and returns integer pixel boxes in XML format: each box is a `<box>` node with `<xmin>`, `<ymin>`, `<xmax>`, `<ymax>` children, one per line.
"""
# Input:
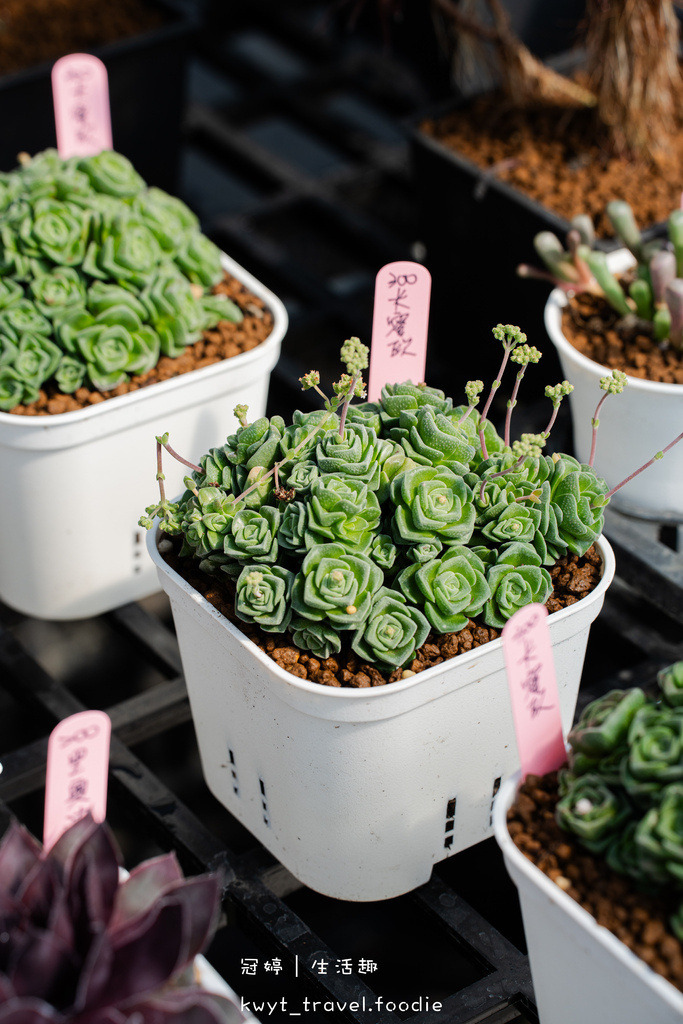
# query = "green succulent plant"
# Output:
<box><xmin>557</xmin><ymin>661</ymin><xmax>683</xmax><ymax>942</ymax></box>
<box><xmin>0</xmin><ymin>148</ymin><xmax>242</xmax><ymax>410</ymax></box>
<box><xmin>142</xmin><ymin>325</ymin><xmax>680</xmax><ymax>675</ymax></box>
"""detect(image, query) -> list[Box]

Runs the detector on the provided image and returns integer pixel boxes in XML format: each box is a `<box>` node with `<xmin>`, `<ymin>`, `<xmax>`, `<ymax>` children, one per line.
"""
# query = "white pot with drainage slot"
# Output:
<box><xmin>148</xmin><ymin>528</ymin><xmax>615</xmax><ymax>902</ymax></box>
<box><xmin>0</xmin><ymin>253</ymin><xmax>287</xmax><ymax>621</ymax></box>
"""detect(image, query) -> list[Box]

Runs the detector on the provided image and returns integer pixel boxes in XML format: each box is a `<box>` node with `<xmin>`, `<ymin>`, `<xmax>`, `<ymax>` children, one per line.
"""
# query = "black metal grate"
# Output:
<box><xmin>2</xmin><ymin>3</ymin><xmax>683</xmax><ymax>1022</ymax></box>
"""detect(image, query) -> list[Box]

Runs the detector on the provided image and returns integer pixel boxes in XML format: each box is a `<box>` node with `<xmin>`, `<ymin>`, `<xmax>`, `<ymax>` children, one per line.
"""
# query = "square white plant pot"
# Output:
<box><xmin>0</xmin><ymin>253</ymin><xmax>287</xmax><ymax>620</ymax></box>
<box><xmin>149</xmin><ymin>529</ymin><xmax>615</xmax><ymax>902</ymax></box>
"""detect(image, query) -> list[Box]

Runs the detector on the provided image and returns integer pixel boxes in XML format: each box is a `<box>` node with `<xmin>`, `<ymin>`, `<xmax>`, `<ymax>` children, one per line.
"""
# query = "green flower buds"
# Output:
<box><xmin>352</xmin><ymin>587</ymin><xmax>430</xmax><ymax>668</ymax></box>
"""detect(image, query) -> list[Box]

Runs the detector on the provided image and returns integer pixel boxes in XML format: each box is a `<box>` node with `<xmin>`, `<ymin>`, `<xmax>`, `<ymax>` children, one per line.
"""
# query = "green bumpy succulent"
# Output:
<box><xmin>659</xmin><ymin>661</ymin><xmax>683</xmax><ymax>708</ymax></box>
<box><xmin>483</xmin><ymin>542</ymin><xmax>553</xmax><ymax>628</ymax></box>
<box><xmin>315</xmin><ymin>422</ymin><xmax>398</xmax><ymax>491</ymax></box>
<box><xmin>397</xmin><ymin>545</ymin><xmax>490</xmax><ymax>633</ymax></box>
<box><xmin>289</xmin><ymin>617</ymin><xmax>342</xmax><ymax>660</ymax></box>
<box><xmin>291</xmin><ymin>543</ymin><xmax>383</xmax><ymax>630</ymax></box>
<box><xmin>351</xmin><ymin>587</ymin><xmax>430</xmax><ymax>668</ymax></box>
<box><xmin>379</xmin><ymin>381</ymin><xmax>453</xmax><ymax>427</ymax></box>
<box><xmin>388</xmin><ymin>405</ymin><xmax>475</xmax><ymax>474</ymax></box>
<box><xmin>390</xmin><ymin>465</ymin><xmax>476</xmax><ymax>547</ymax></box>
<box><xmin>621</xmin><ymin>705</ymin><xmax>683</xmax><ymax>803</ymax></box>
<box><xmin>569</xmin><ymin>689</ymin><xmax>647</xmax><ymax>758</ymax></box>
<box><xmin>235</xmin><ymin>565</ymin><xmax>295</xmax><ymax>633</ymax></box>
<box><xmin>305</xmin><ymin>476</ymin><xmax>381</xmax><ymax>553</ymax></box>
<box><xmin>556</xmin><ymin>774</ymin><xmax>632</xmax><ymax>854</ymax></box>
<box><xmin>0</xmin><ymin>148</ymin><xmax>241</xmax><ymax>401</ymax></box>
<box><xmin>223</xmin><ymin>506</ymin><xmax>281</xmax><ymax>564</ymax></box>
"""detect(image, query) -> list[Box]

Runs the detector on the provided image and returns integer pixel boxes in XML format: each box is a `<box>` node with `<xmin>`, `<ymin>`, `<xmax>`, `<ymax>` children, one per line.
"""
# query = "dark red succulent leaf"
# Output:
<box><xmin>129</xmin><ymin>989</ymin><xmax>246</xmax><ymax>1024</ymax></box>
<box><xmin>108</xmin><ymin>853</ymin><xmax>184</xmax><ymax>932</ymax></box>
<box><xmin>0</xmin><ymin>996</ymin><xmax>64</xmax><ymax>1023</ymax></box>
<box><xmin>17</xmin><ymin>858</ymin><xmax>62</xmax><ymax>930</ymax></box>
<box><xmin>72</xmin><ymin>925</ymin><xmax>112</xmax><ymax>1014</ymax></box>
<box><xmin>91</xmin><ymin>902</ymin><xmax>186</xmax><ymax>1009</ymax></box>
<box><xmin>0</xmin><ymin>822</ymin><xmax>43</xmax><ymax>897</ymax></box>
<box><xmin>0</xmin><ymin>973</ymin><xmax>16</xmax><ymax>1001</ymax></box>
<box><xmin>64</xmin><ymin>825</ymin><xmax>120</xmax><ymax>952</ymax></box>
<box><xmin>10</xmin><ymin>926</ymin><xmax>78</xmax><ymax>1004</ymax></box>
<box><xmin>159</xmin><ymin>876</ymin><xmax>223</xmax><ymax>969</ymax></box>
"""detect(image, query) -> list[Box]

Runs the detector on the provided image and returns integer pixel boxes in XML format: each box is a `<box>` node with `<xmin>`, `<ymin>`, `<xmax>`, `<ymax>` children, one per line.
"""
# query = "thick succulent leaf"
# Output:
<box><xmin>0</xmin><ymin>998</ymin><xmax>65</xmax><ymax>1024</ymax></box>
<box><xmin>10</xmin><ymin>926</ymin><xmax>77</xmax><ymax>1003</ymax></box>
<box><xmin>0</xmin><ymin>821</ymin><xmax>42</xmax><ymax>897</ymax></box>
<box><xmin>108</xmin><ymin>853</ymin><xmax>184</xmax><ymax>932</ymax></box>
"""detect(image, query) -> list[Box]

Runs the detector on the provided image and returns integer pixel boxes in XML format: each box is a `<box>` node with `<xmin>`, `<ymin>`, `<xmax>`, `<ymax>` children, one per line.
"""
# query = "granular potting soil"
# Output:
<box><xmin>562</xmin><ymin>293</ymin><xmax>683</xmax><ymax>386</ymax></box>
<box><xmin>422</xmin><ymin>96</ymin><xmax>683</xmax><ymax>239</ymax></box>
<box><xmin>508</xmin><ymin>771</ymin><xmax>683</xmax><ymax>992</ymax></box>
<box><xmin>7</xmin><ymin>274</ymin><xmax>274</xmax><ymax>416</ymax></box>
<box><xmin>162</xmin><ymin>542</ymin><xmax>602</xmax><ymax>688</ymax></box>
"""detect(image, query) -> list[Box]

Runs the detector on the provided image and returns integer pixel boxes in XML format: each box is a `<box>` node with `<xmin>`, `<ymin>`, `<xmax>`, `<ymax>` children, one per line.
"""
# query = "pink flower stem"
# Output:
<box><xmin>604</xmin><ymin>430</ymin><xmax>683</xmax><ymax>501</ymax></box>
<box><xmin>543</xmin><ymin>404</ymin><xmax>560</xmax><ymax>439</ymax></box>
<box><xmin>504</xmin><ymin>367</ymin><xmax>526</xmax><ymax>448</ymax></box>
<box><xmin>479</xmin><ymin>348</ymin><xmax>514</xmax><ymax>459</ymax></box>
<box><xmin>161</xmin><ymin>441</ymin><xmax>203</xmax><ymax>475</ymax></box>
<box><xmin>156</xmin><ymin>439</ymin><xmax>166</xmax><ymax>503</ymax></box>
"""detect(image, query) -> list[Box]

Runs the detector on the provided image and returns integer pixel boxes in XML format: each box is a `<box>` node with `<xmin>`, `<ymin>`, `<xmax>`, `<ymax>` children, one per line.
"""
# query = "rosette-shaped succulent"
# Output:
<box><xmin>405</xmin><ymin>539</ymin><xmax>443</xmax><ymax>564</ymax></box>
<box><xmin>548</xmin><ymin>455</ymin><xmax>609</xmax><ymax>556</ymax></box>
<box><xmin>225</xmin><ymin>415</ymin><xmax>285</xmax><ymax>470</ymax></box>
<box><xmin>0</xmin><ymin>148</ymin><xmax>244</xmax><ymax>400</ymax></box>
<box><xmin>0</xmin><ymin>813</ymin><xmax>233</xmax><ymax>1023</ymax></box>
<box><xmin>379</xmin><ymin>381</ymin><xmax>452</xmax><ymax>428</ymax></box>
<box><xmin>390</xmin><ymin>465</ymin><xmax>476</xmax><ymax>547</ymax></box>
<box><xmin>279</xmin><ymin>409</ymin><xmax>340</xmax><ymax>464</ymax></box>
<box><xmin>235</xmin><ymin>564</ymin><xmax>295</xmax><ymax>632</ymax></box>
<box><xmin>13</xmin><ymin>333</ymin><xmax>62</xmax><ymax>388</ymax></box>
<box><xmin>290</xmin><ymin>617</ymin><xmax>342</xmax><ymax>659</ymax></box>
<box><xmin>634</xmin><ymin>784</ymin><xmax>683</xmax><ymax>883</ymax></box>
<box><xmin>194</xmin><ymin>445</ymin><xmax>235</xmax><ymax>490</ymax></box>
<box><xmin>447</xmin><ymin>405</ymin><xmax>507</xmax><ymax>466</ymax></box>
<box><xmin>556</xmin><ymin>774</ymin><xmax>632</xmax><ymax>854</ymax></box>
<box><xmin>315</xmin><ymin>422</ymin><xmax>397</xmax><ymax>490</ymax></box>
<box><xmin>569</xmin><ymin>688</ymin><xmax>647</xmax><ymax>758</ymax></box>
<box><xmin>55</xmin><ymin>354</ymin><xmax>87</xmax><ymax>394</ymax></box>
<box><xmin>305</xmin><ymin>476</ymin><xmax>382</xmax><ymax>553</ymax></box>
<box><xmin>388</xmin><ymin>405</ymin><xmax>474</xmax><ymax>474</ymax></box>
<box><xmin>279</xmin><ymin>500</ymin><xmax>309</xmax><ymax>556</ymax></box>
<box><xmin>352</xmin><ymin>587</ymin><xmax>430</xmax><ymax>668</ymax></box>
<box><xmin>370</xmin><ymin>533</ymin><xmax>397</xmax><ymax>570</ymax></box>
<box><xmin>291</xmin><ymin>543</ymin><xmax>383</xmax><ymax>630</ymax></box>
<box><xmin>397</xmin><ymin>545</ymin><xmax>490</xmax><ymax>633</ymax></box>
<box><xmin>0</xmin><ymin>366</ymin><xmax>33</xmax><ymax>409</ymax></box>
<box><xmin>345</xmin><ymin>400</ymin><xmax>382</xmax><ymax>433</ymax></box>
<box><xmin>621</xmin><ymin>705</ymin><xmax>683</xmax><ymax>803</ymax></box>
<box><xmin>223</xmin><ymin>506</ymin><xmax>281</xmax><ymax>564</ymax></box>
<box><xmin>483</xmin><ymin>542</ymin><xmax>553</xmax><ymax>627</ymax></box>
<box><xmin>74</xmin><ymin>321</ymin><xmax>160</xmax><ymax>390</ymax></box>
<box><xmin>660</xmin><ymin>660</ymin><xmax>683</xmax><ymax>708</ymax></box>
<box><xmin>282</xmin><ymin>458</ymin><xmax>320</xmax><ymax>496</ymax></box>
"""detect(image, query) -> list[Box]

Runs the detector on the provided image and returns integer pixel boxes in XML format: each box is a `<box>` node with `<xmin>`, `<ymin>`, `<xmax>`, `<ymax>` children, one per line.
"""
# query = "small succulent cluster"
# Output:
<box><xmin>519</xmin><ymin>200</ymin><xmax>683</xmax><ymax>351</ymax></box>
<box><xmin>0</xmin><ymin>149</ymin><xmax>242</xmax><ymax>409</ymax></box>
<box><xmin>0</xmin><ymin>812</ymin><xmax>235</xmax><ymax>1022</ymax></box>
<box><xmin>142</xmin><ymin>326</ymin><xmax>613</xmax><ymax>672</ymax></box>
<box><xmin>557</xmin><ymin>661</ymin><xmax>683</xmax><ymax>940</ymax></box>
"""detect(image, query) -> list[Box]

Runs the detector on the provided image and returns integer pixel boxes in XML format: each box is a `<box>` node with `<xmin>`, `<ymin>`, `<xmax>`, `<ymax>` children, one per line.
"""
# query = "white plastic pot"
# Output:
<box><xmin>148</xmin><ymin>530</ymin><xmax>615</xmax><ymax>902</ymax></box>
<box><xmin>493</xmin><ymin>773</ymin><xmax>683</xmax><ymax>1024</ymax></box>
<box><xmin>0</xmin><ymin>254</ymin><xmax>287</xmax><ymax>621</ymax></box>
<box><xmin>545</xmin><ymin>249</ymin><xmax>683</xmax><ymax>521</ymax></box>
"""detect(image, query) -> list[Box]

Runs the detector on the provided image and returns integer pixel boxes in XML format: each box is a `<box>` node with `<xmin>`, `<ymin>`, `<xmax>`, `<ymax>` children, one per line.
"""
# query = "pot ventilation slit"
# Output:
<box><xmin>489</xmin><ymin>776</ymin><xmax>502</xmax><ymax>826</ymax></box>
<box><xmin>133</xmin><ymin>530</ymin><xmax>144</xmax><ymax>574</ymax></box>
<box><xmin>444</xmin><ymin>797</ymin><xmax>456</xmax><ymax>849</ymax></box>
<box><xmin>260</xmin><ymin>777</ymin><xmax>270</xmax><ymax>827</ymax></box>
<box><xmin>228</xmin><ymin>748</ymin><xmax>239</xmax><ymax>796</ymax></box>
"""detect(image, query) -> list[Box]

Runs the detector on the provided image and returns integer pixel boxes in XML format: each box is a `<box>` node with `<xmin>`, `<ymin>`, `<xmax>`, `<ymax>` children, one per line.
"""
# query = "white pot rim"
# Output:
<box><xmin>493</xmin><ymin>771</ymin><xmax>683</xmax><ymax>1011</ymax></box>
<box><xmin>149</xmin><ymin>527</ymin><xmax>616</xmax><ymax>702</ymax></box>
<box><xmin>0</xmin><ymin>251</ymin><xmax>287</xmax><ymax>428</ymax></box>
<box><xmin>545</xmin><ymin>248</ymin><xmax>683</xmax><ymax>396</ymax></box>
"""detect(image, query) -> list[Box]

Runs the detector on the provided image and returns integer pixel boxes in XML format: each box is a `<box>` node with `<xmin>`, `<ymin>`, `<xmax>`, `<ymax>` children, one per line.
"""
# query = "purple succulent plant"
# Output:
<box><xmin>0</xmin><ymin>814</ymin><xmax>236</xmax><ymax>1023</ymax></box>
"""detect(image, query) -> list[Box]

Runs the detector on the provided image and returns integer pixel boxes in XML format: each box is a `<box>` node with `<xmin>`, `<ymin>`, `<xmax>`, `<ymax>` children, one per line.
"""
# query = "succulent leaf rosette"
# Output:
<box><xmin>144</xmin><ymin>327</ymin><xmax>628</xmax><ymax>673</ymax></box>
<box><xmin>0</xmin><ymin>813</ymin><xmax>235</xmax><ymax>1022</ymax></box>
<box><xmin>557</xmin><ymin>662</ymin><xmax>683</xmax><ymax>942</ymax></box>
<box><xmin>0</xmin><ymin>148</ymin><xmax>242</xmax><ymax>410</ymax></box>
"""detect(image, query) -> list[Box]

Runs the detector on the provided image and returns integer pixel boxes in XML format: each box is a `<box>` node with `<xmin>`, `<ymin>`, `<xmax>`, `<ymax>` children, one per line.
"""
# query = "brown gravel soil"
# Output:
<box><xmin>161</xmin><ymin>543</ymin><xmax>602</xmax><ymax>688</ymax></box>
<box><xmin>508</xmin><ymin>771</ymin><xmax>683</xmax><ymax>992</ymax></box>
<box><xmin>561</xmin><ymin>292</ymin><xmax>683</xmax><ymax>385</ymax></box>
<box><xmin>421</xmin><ymin>95</ymin><xmax>683</xmax><ymax>238</ymax></box>
<box><xmin>0</xmin><ymin>0</ymin><xmax>163</xmax><ymax>78</ymax></box>
<box><xmin>7</xmin><ymin>274</ymin><xmax>274</xmax><ymax>416</ymax></box>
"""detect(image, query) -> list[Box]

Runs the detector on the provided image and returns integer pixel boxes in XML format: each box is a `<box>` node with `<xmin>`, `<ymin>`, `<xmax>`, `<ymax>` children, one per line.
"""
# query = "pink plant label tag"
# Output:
<box><xmin>43</xmin><ymin>710</ymin><xmax>111</xmax><ymax>850</ymax></box>
<box><xmin>52</xmin><ymin>54</ymin><xmax>113</xmax><ymax>158</ymax></box>
<box><xmin>502</xmin><ymin>604</ymin><xmax>567</xmax><ymax>778</ymax></box>
<box><xmin>367</xmin><ymin>261</ymin><xmax>431</xmax><ymax>401</ymax></box>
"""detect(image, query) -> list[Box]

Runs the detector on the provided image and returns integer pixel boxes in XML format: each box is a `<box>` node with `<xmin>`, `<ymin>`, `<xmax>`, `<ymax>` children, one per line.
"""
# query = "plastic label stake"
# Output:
<box><xmin>367</xmin><ymin>261</ymin><xmax>431</xmax><ymax>402</ymax></box>
<box><xmin>43</xmin><ymin>710</ymin><xmax>111</xmax><ymax>850</ymax></box>
<box><xmin>52</xmin><ymin>53</ymin><xmax>113</xmax><ymax>159</ymax></box>
<box><xmin>502</xmin><ymin>603</ymin><xmax>567</xmax><ymax>778</ymax></box>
